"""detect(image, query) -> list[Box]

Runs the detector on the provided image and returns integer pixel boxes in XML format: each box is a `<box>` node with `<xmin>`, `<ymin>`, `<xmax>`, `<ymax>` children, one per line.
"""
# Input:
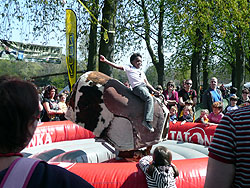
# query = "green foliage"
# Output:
<box><xmin>50</xmin><ymin>74</ymin><xmax>68</xmax><ymax>91</ymax></box>
<box><xmin>166</xmin><ymin>0</ymin><xmax>250</xmax><ymax>86</ymax></box>
<box><xmin>0</xmin><ymin>56</ymin><xmax>70</xmax><ymax>90</ymax></box>
<box><xmin>0</xmin><ymin>59</ymin><xmax>43</xmax><ymax>79</ymax></box>
<box><xmin>145</xmin><ymin>65</ymin><xmax>158</xmax><ymax>87</ymax></box>
<box><xmin>1</xmin><ymin>0</ymin><xmax>250</xmax><ymax>91</ymax></box>
<box><xmin>112</xmin><ymin>68</ymin><xmax>127</xmax><ymax>83</ymax></box>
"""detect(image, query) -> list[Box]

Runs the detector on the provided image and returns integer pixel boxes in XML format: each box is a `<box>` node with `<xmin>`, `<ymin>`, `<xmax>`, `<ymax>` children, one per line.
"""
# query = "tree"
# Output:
<box><xmin>86</xmin><ymin>0</ymin><xmax>100</xmax><ymax>71</ymax></box>
<box><xmin>115</xmin><ymin>0</ymin><xmax>171</xmax><ymax>86</ymax></box>
<box><xmin>214</xmin><ymin>0</ymin><xmax>250</xmax><ymax>96</ymax></box>
<box><xmin>166</xmin><ymin>0</ymin><xmax>217</xmax><ymax>99</ymax></box>
<box><xmin>98</xmin><ymin>0</ymin><xmax>117</xmax><ymax>75</ymax></box>
<box><xmin>166</xmin><ymin>0</ymin><xmax>250</xmax><ymax>98</ymax></box>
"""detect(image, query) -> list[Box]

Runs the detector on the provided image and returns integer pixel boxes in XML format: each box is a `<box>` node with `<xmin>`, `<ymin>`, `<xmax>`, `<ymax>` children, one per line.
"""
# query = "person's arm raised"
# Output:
<box><xmin>100</xmin><ymin>55</ymin><xmax>124</xmax><ymax>70</ymax></box>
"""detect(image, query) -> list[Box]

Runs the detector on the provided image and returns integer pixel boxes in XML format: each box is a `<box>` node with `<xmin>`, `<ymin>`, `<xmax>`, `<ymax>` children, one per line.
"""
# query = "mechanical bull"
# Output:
<box><xmin>66</xmin><ymin>71</ymin><xmax>169</xmax><ymax>151</ymax></box>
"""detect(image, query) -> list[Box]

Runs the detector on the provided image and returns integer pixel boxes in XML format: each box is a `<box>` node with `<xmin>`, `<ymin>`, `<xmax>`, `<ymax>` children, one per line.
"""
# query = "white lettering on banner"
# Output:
<box><xmin>28</xmin><ymin>136</ymin><xmax>36</xmax><ymax>148</ymax></box>
<box><xmin>176</xmin><ymin>131</ymin><xmax>183</xmax><ymax>142</ymax></box>
<box><xmin>44</xmin><ymin>133</ymin><xmax>52</xmax><ymax>144</ymax></box>
<box><xmin>169</xmin><ymin>131</ymin><xmax>177</xmax><ymax>140</ymax></box>
<box><xmin>26</xmin><ymin>133</ymin><xmax>53</xmax><ymax>148</ymax></box>
<box><xmin>37</xmin><ymin>133</ymin><xmax>45</xmax><ymax>146</ymax></box>
<box><xmin>169</xmin><ymin>128</ymin><xmax>214</xmax><ymax>146</ymax></box>
<box><xmin>183</xmin><ymin>132</ymin><xmax>190</xmax><ymax>141</ymax></box>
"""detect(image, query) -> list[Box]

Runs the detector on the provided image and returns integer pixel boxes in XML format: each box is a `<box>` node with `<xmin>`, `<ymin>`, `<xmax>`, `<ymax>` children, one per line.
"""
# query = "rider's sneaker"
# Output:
<box><xmin>142</xmin><ymin>121</ymin><xmax>155</xmax><ymax>132</ymax></box>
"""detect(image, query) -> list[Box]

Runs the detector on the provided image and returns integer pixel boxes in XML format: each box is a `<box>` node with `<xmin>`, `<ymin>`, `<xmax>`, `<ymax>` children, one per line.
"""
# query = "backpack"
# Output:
<box><xmin>0</xmin><ymin>158</ymin><xmax>40</xmax><ymax>188</ymax></box>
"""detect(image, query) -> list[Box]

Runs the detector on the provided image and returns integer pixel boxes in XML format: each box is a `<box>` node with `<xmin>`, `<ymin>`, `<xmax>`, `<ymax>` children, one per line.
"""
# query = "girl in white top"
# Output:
<box><xmin>100</xmin><ymin>53</ymin><xmax>159</xmax><ymax>132</ymax></box>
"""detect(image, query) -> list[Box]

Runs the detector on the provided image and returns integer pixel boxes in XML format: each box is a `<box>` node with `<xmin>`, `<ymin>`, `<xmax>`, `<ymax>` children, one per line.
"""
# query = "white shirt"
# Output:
<box><xmin>227</xmin><ymin>105</ymin><xmax>238</xmax><ymax>112</ymax></box>
<box><xmin>139</xmin><ymin>156</ymin><xmax>177</xmax><ymax>188</ymax></box>
<box><xmin>123</xmin><ymin>65</ymin><xmax>146</xmax><ymax>88</ymax></box>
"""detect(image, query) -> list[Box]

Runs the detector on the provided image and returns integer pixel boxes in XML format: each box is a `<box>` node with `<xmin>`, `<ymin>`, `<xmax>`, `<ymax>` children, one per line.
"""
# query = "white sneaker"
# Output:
<box><xmin>142</xmin><ymin>121</ymin><xmax>155</xmax><ymax>132</ymax></box>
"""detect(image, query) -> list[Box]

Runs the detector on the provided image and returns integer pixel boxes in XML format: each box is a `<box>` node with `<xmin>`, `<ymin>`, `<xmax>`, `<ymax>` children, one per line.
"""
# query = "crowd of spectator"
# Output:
<box><xmin>154</xmin><ymin>77</ymin><xmax>250</xmax><ymax>126</ymax></box>
<box><xmin>38</xmin><ymin>77</ymin><xmax>250</xmax><ymax>127</ymax></box>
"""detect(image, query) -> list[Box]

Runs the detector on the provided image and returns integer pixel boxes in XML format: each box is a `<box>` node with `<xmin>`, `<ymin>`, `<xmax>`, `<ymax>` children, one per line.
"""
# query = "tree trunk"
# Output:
<box><xmin>202</xmin><ymin>43</ymin><xmax>209</xmax><ymax>104</ymax></box>
<box><xmin>246</xmin><ymin>58</ymin><xmax>250</xmax><ymax>73</ymax></box>
<box><xmin>87</xmin><ymin>0</ymin><xmax>99</xmax><ymax>71</ymax></box>
<box><xmin>191</xmin><ymin>28</ymin><xmax>203</xmax><ymax>101</ymax></box>
<box><xmin>203</xmin><ymin>44</ymin><xmax>209</xmax><ymax>91</ymax></box>
<box><xmin>231</xmin><ymin>64</ymin><xmax>236</xmax><ymax>87</ymax></box>
<box><xmin>141</xmin><ymin>0</ymin><xmax>164</xmax><ymax>86</ymax></box>
<box><xmin>235</xmin><ymin>33</ymin><xmax>245</xmax><ymax>96</ymax></box>
<box><xmin>157</xmin><ymin>0</ymin><xmax>165</xmax><ymax>86</ymax></box>
<box><xmin>99</xmin><ymin>0</ymin><xmax>117</xmax><ymax>76</ymax></box>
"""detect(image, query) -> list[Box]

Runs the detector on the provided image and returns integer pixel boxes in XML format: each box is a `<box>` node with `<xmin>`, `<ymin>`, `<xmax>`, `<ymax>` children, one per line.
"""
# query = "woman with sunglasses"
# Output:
<box><xmin>178</xmin><ymin>79</ymin><xmax>197</xmax><ymax>116</ymax></box>
<box><xmin>237</xmin><ymin>88</ymin><xmax>250</xmax><ymax>107</ymax></box>
<box><xmin>163</xmin><ymin>81</ymin><xmax>179</xmax><ymax>110</ymax></box>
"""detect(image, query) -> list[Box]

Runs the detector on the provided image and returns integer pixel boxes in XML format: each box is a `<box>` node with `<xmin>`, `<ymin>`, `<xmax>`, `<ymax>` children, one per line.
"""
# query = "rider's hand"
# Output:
<box><xmin>181</xmin><ymin>120</ymin><xmax>186</xmax><ymax>125</ymax></box>
<box><xmin>100</xmin><ymin>55</ymin><xmax>106</xmax><ymax>62</ymax></box>
<box><xmin>154</xmin><ymin>90</ymin><xmax>160</xmax><ymax>96</ymax></box>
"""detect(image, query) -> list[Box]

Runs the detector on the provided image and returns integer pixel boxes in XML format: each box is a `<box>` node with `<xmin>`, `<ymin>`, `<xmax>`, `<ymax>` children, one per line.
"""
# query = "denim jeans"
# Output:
<box><xmin>133</xmin><ymin>84</ymin><xmax>154</xmax><ymax>122</ymax></box>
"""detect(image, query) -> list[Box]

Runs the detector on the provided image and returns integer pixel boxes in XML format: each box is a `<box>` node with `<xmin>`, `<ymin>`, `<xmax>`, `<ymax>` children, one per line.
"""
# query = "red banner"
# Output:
<box><xmin>27</xmin><ymin>120</ymin><xmax>95</xmax><ymax>148</ymax></box>
<box><xmin>168</xmin><ymin>122</ymin><xmax>217</xmax><ymax>146</ymax></box>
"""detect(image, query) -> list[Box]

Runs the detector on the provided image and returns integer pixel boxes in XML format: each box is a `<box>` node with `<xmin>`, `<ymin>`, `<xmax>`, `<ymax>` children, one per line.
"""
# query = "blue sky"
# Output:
<box><xmin>0</xmin><ymin>0</ymin><xmax>69</xmax><ymax>53</ymax></box>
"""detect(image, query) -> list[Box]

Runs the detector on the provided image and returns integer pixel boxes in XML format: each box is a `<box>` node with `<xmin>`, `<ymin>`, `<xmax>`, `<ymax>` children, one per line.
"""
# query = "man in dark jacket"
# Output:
<box><xmin>202</xmin><ymin>77</ymin><xmax>223</xmax><ymax>112</ymax></box>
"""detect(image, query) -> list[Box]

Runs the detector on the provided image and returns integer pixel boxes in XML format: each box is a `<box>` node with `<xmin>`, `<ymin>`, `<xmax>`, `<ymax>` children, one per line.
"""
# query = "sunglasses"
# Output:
<box><xmin>168</xmin><ymin>84</ymin><xmax>174</xmax><ymax>87</ymax></box>
<box><xmin>186</xmin><ymin>83</ymin><xmax>192</xmax><ymax>85</ymax></box>
<box><xmin>243</xmin><ymin>92</ymin><xmax>249</xmax><ymax>94</ymax></box>
<box><xmin>231</xmin><ymin>99</ymin><xmax>238</xmax><ymax>101</ymax></box>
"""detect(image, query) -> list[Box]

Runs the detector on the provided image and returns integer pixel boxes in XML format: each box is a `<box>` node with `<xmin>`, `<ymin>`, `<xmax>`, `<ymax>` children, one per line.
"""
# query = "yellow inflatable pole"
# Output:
<box><xmin>65</xmin><ymin>9</ymin><xmax>77</xmax><ymax>91</ymax></box>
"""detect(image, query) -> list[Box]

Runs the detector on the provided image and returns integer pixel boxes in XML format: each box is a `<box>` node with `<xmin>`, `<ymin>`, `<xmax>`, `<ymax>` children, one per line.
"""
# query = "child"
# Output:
<box><xmin>224</xmin><ymin>95</ymin><xmax>238</xmax><ymax>113</ymax></box>
<box><xmin>139</xmin><ymin>146</ymin><xmax>179</xmax><ymax>188</ymax></box>
<box><xmin>169</xmin><ymin>106</ymin><xmax>178</xmax><ymax>124</ymax></box>
<box><xmin>100</xmin><ymin>54</ymin><xmax>159</xmax><ymax>132</ymax></box>
<box><xmin>195</xmin><ymin>109</ymin><xmax>209</xmax><ymax>124</ymax></box>
<box><xmin>178</xmin><ymin>99</ymin><xmax>193</xmax><ymax>118</ymax></box>
<box><xmin>208</xmin><ymin>101</ymin><xmax>224</xmax><ymax>124</ymax></box>
<box><xmin>178</xmin><ymin>105</ymin><xmax>193</xmax><ymax>125</ymax></box>
<box><xmin>156</xmin><ymin>85</ymin><xmax>163</xmax><ymax>94</ymax></box>
<box><xmin>58</xmin><ymin>93</ymin><xmax>67</xmax><ymax>120</ymax></box>
<box><xmin>58</xmin><ymin>93</ymin><xmax>68</xmax><ymax>113</ymax></box>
